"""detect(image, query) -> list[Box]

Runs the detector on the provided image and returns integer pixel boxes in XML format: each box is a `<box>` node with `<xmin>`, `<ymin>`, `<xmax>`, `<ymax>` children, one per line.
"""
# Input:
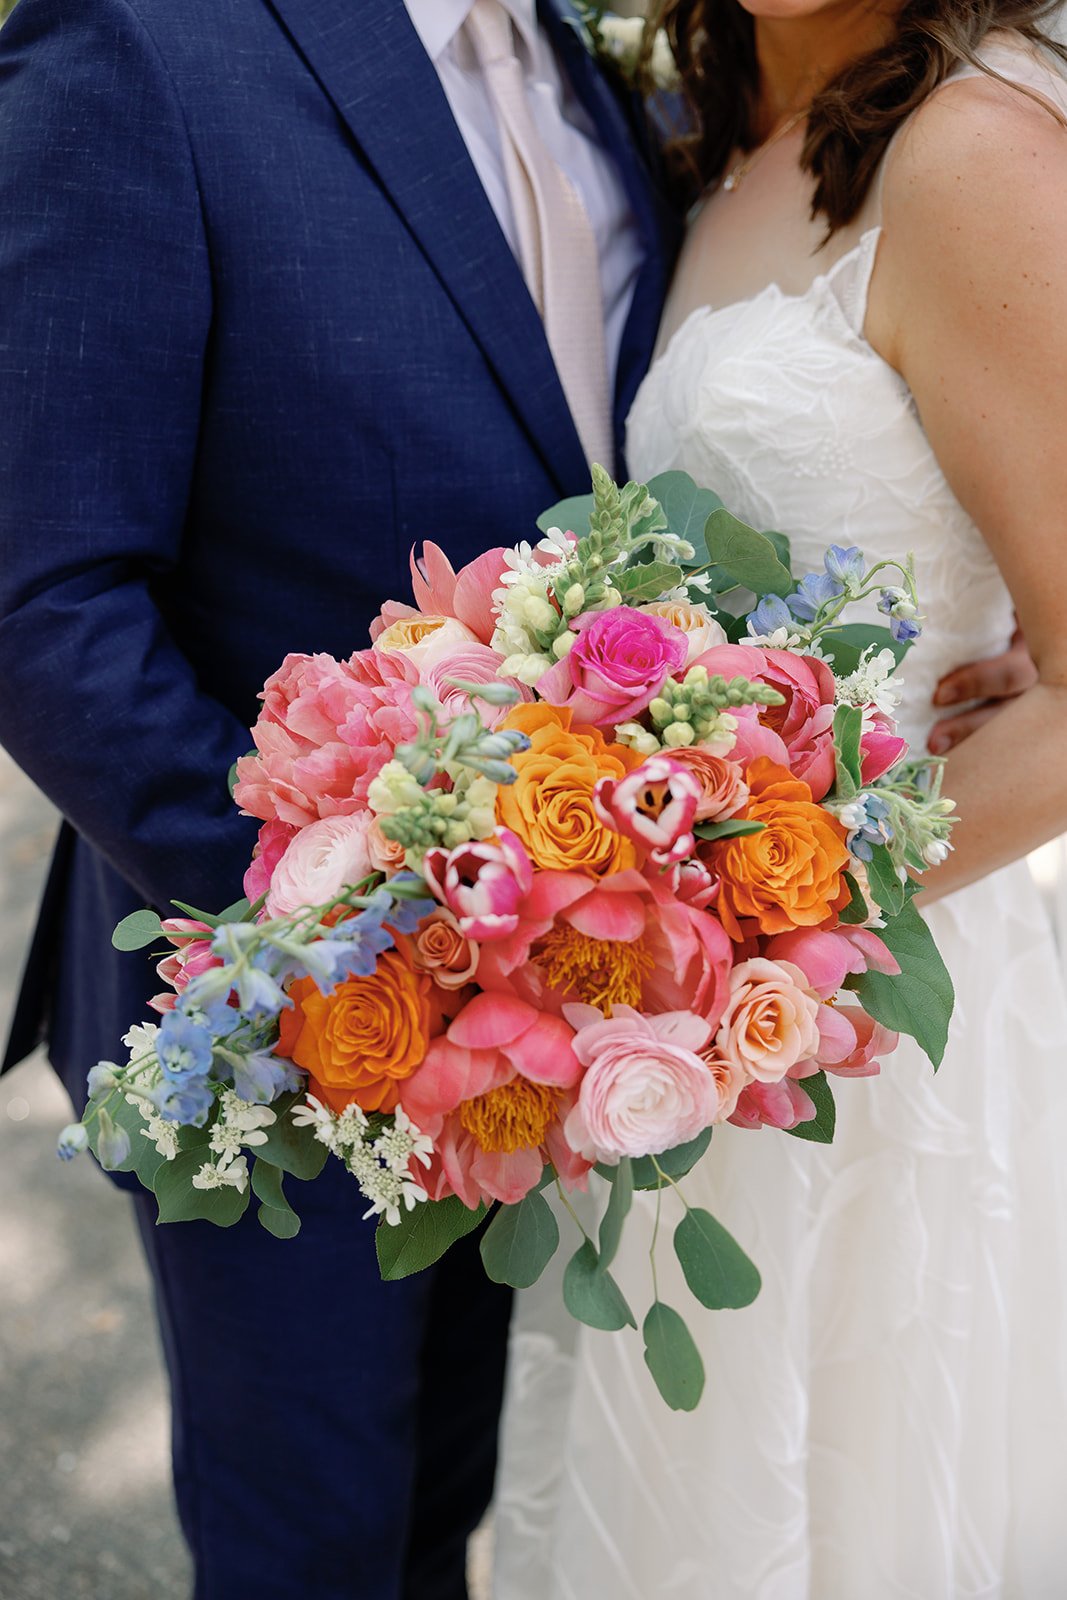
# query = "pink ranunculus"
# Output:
<box><xmin>563</xmin><ymin>1003</ymin><xmax>719</xmax><ymax>1163</ymax></box>
<box><xmin>695</xmin><ymin>643</ymin><xmax>838</xmax><ymax>800</ymax></box>
<box><xmin>233</xmin><ymin>649</ymin><xmax>419</xmax><ymax>829</ymax></box>
<box><xmin>148</xmin><ymin>918</ymin><xmax>221</xmax><ymax>1014</ymax></box>
<box><xmin>264</xmin><ymin>813</ymin><xmax>375</xmax><ymax>918</ymax></box>
<box><xmin>538</xmin><ymin>605</ymin><xmax>688</xmax><ymax>729</ymax></box>
<box><xmin>421</xmin><ymin>829</ymin><xmax>535</xmax><ymax>940</ymax></box>
<box><xmin>715</xmin><ymin>957</ymin><xmax>822</xmax><ymax>1085</ymax></box>
<box><xmin>860</xmin><ymin>710</ymin><xmax>907</xmax><ymax>784</ymax></box>
<box><xmin>243</xmin><ymin>819</ymin><xmax>297</xmax><ymax>905</ymax></box>
<box><xmin>665</xmin><ymin>747</ymin><xmax>750</xmax><ymax>823</ymax></box>
<box><xmin>594</xmin><ymin>755</ymin><xmax>703</xmax><ymax>868</ymax></box>
<box><xmin>421</xmin><ymin>641</ymin><xmax>532</xmax><ymax>730</ymax></box>
<box><xmin>475</xmin><ymin>867</ymin><xmax>732</xmax><ymax>1032</ymax></box>
<box><xmin>729</xmin><ymin>1077</ymin><xmax>817</xmax><ymax>1132</ymax></box>
<box><xmin>400</xmin><ymin>992</ymin><xmax>589</xmax><ymax>1208</ymax></box>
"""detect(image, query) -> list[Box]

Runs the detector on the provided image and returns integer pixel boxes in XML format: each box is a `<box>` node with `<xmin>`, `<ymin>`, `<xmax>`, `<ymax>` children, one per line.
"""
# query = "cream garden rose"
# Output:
<box><xmin>640</xmin><ymin>600</ymin><xmax>728</xmax><ymax>666</ymax></box>
<box><xmin>715</xmin><ymin>958</ymin><xmax>821</xmax><ymax>1084</ymax></box>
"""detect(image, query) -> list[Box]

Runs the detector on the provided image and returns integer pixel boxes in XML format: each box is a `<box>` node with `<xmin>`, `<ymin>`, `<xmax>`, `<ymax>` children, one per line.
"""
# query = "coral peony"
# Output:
<box><xmin>538</xmin><ymin>605</ymin><xmax>688</xmax><ymax>729</ymax></box>
<box><xmin>695</xmin><ymin>644</ymin><xmax>838</xmax><ymax>800</ymax></box>
<box><xmin>494</xmin><ymin>703</ymin><xmax>641</xmax><ymax>877</ymax></box>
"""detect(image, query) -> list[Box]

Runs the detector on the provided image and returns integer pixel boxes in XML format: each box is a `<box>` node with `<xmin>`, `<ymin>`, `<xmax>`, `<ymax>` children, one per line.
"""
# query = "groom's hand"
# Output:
<box><xmin>928</xmin><ymin>625</ymin><xmax>1037</xmax><ymax>754</ymax></box>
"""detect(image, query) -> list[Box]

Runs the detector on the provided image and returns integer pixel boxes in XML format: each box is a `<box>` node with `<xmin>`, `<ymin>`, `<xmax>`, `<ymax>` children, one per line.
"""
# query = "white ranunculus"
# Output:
<box><xmin>265</xmin><ymin>813</ymin><xmax>375</xmax><ymax>917</ymax></box>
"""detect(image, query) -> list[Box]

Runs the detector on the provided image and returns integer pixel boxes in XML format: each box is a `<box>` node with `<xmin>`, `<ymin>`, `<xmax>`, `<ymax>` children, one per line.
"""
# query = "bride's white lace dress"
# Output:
<box><xmin>491</xmin><ymin>42</ymin><xmax>1067</xmax><ymax>1600</ymax></box>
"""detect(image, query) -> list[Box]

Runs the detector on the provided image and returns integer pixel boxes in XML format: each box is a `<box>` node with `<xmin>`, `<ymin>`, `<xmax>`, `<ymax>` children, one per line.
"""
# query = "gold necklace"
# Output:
<box><xmin>722</xmin><ymin>107</ymin><xmax>809</xmax><ymax>193</ymax></box>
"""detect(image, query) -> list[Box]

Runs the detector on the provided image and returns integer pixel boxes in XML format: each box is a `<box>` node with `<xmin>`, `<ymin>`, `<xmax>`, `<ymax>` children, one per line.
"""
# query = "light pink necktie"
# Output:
<box><xmin>464</xmin><ymin>0</ymin><xmax>615</xmax><ymax>474</ymax></box>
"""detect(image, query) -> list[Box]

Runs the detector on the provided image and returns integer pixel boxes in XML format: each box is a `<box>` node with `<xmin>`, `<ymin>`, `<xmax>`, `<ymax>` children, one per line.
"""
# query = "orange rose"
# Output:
<box><xmin>703</xmin><ymin>757</ymin><xmax>850</xmax><ymax>941</ymax></box>
<box><xmin>282</xmin><ymin>946</ymin><xmax>433</xmax><ymax>1112</ymax></box>
<box><xmin>495</xmin><ymin>702</ymin><xmax>642</xmax><ymax>876</ymax></box>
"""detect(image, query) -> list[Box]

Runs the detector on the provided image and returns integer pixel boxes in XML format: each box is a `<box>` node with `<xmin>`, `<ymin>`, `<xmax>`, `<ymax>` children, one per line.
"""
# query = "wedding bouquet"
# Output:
<box><xmin>59</xmin><ymin>469</ymin><xmax>955</xmax><ymax>1409</ymax></box>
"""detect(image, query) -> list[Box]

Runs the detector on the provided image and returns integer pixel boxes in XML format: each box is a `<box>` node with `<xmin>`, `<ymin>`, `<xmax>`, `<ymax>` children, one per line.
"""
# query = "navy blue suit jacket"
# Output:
<box><xmin>0</xmin><ymin>0</ymin><xmax>678</xmax><ymax>1104</ymax></box>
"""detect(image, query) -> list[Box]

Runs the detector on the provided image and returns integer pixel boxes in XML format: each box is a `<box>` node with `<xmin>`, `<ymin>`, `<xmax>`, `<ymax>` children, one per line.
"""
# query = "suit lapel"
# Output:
<box><xmin>264</xmin><ymin>0</ymin><xmax>588</xmax><ymax>494</ymax></box>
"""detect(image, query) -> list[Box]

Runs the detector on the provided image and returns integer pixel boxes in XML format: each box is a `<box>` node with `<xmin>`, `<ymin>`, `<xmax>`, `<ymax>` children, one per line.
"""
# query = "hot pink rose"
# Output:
<box><xmin>400</xmin><ymin>992</ymin><xmax>588</xmax><ymax>1207</ymax></box>
<box><xmin>233</xmin><ymin>650</ymin><xmax>418</xmax><ymax>829</ymax></box>
<box><xmin>593</xmin><ymin>755</ymin><xmax>703</xmax><ymax>868</ymax></box>
<box><xmin>264</xmin><ymin>813</ymin><xmax>375</xmax><ymax>918</ymax></box>
<box><xmin>422</xmin><ymin>829</ymin><xmax>534</xmax><ymax>940</ymax></box>
<box><xmin>563</xmin><ymin>1003</ymin><xmax>719</xmax><ymax>1163</ymax></box>
<box><xmin>538</xmin><ymin>606</ymin><xmax>688</xmax><ymax>728</ymax></box>
<box><xmin>714</xmin><ymin>957</ymin><xmax>821</xmax><ymax>1084</ymax></box>
<box><xmin>695</xmin><ymin>644</ymin><xmax>837</xmax><ymax>800</ymax></box>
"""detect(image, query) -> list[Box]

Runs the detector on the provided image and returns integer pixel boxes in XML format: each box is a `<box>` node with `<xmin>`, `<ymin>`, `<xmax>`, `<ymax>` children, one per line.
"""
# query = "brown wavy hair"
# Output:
<box><xmin>648</xmin><ymin>1</ymin><xmax>1067</xmax><ymax>231</ymax></box>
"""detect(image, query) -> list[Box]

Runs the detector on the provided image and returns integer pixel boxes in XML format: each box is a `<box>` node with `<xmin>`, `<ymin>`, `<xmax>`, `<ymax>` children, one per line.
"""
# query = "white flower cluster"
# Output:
<box><xmin>490</xmin><ymin>528</ymin><xmax>577</xmax><ymax>686</ymax></box>
<box><xmin>117</xmin><ymin>1022</ymin><xmax>183</xmax><ymax>1161</ymax></box>
<box><xmin>835</xmin><ymin>647</ymin><xmax>904</xmax><ymax>718</ymax></box>
<box><xmin>191</xmin><ymin>1091</ymin><xmax>277</xmax><ymax>1194</ymax></box>
<box><xmin>290</xmin><ymin>1098</ymin><xmax>433</xmax><ymax>1226</ymax></box>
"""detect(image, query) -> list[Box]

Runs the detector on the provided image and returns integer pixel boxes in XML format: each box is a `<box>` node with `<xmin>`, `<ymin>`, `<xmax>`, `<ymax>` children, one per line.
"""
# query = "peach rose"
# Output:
<box><xmin>666</xmin><ymin>747</ymin><xmax>750</xmax><ymax>822</ymax></box>
<box><xmin>495</xmin><ymin>703</ymin><xmax>642</xmax><ymax>877</ymax></box>
<box><xmin>368</xmin><ymin>817</ymin><xmax>406</xmax><ymax>874</ymax></box>
<box><xmin>640</xmin><ymin>599</ymin><xmax>728</xmax><ymax>664</ymax></box>
<box><xmin>703</xmin><ymin>758</ymin><xmax>850</xmax><ymax>940</ymax></box>
<box><xmin>714</xmin><ymin>957</ymin><xmax>821</xmax><ymax>1084</ymax></box>
<box><xmin>281</xmin><ymin>948</ymin><xmax>432</xmax><ymax>1113</ymax></box>
<box><xmin>411</xmin><ymin>908</ymin><xmax>480</xmax><ymax>990</ymax></box>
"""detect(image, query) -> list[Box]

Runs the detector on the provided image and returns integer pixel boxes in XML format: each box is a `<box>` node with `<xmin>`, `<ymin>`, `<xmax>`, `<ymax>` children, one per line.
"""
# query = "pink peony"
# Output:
<box><xmin>594</xmin><ymin>755</ymin><xmax>704</xmax><ymax>868</ymax></box>
<box><xmin>538</xmin><ymin>605</ymin><xmax>688</xmax><ymax>729</ymax></box>
<box><xmin>422</xmin><ymin>829</ymin><xmax>535</xmax><ymax>940</ymax></box>
<box><xmin>563</xmin><ymin>1003</ymin><xmax>719</xmax><ymax>1163</ymax></box>
<box><xmin>264</xmin><ymin>813</ymin><xmax>375</xmax><ymax>918</ymax></box>
<box><xmin>730</xmin><ymin>1077</ymin><xmax>818</xmax><ymax>1132</ymax></box>
<box><xmin>714</xmin><ymin>957</ymin><xmax>821</xmax><ymax>1085</ymax></box>
<box><xmin>233</xmin><ymin>650</ymin><xmax>419</xmax><ymax>829</ymax></box>
<box><xmin>400</xmin><ymin>992</ymin><xmax>589</xmax><ymax>1207</ymax></box>
<box><xmin>243</xmin><ymin>819</ymin><xmax>297</xmax><ymax>905</ymax></box>
<box><xmin>695</xmin><ymin>643</ymin><xmax>838</xmax><ymax>800</ymax></box>
<box><xmin>148</xmin><ymin>918</ymin><xmax>221</xmax><ymax>1014</ymax></box>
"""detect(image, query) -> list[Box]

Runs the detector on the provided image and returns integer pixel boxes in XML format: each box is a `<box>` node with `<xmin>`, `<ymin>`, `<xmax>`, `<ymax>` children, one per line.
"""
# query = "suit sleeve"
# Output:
<box><xmin>0</xmin><ymin>0</ymin><xmax>259</xmax><ymax>911</ymax></box>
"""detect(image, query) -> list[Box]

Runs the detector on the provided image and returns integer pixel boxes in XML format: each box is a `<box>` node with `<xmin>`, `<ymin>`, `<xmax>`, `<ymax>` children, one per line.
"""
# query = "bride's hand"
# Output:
<box><xmin>928</xmin><ymin>625</ymin><xmax>1037</xmax><ymax>754</ymax></box>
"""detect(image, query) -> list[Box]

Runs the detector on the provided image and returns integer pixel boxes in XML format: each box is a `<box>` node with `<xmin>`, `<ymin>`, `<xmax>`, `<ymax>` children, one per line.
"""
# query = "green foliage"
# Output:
<box><xmin>597</xmin><ymin>1159</ymin><xmax>634</xmax><ymax>1270</ymax></box>
<box><xmin>704</xmin><ymin>509</ymin><xmax>794</xmax><ymax>598</ymax></box>
<box><xmin>535</xmin><ymin>493</ymin><xmax>594</xmax><ymax>538</ymax></box>
<box><xmin>847</xmin><ymin>898</ymin><xmax>954</xmax><ymax>1069</ymax></box>
<box><xmin>646</xmin><ymin>471</ymin><xmax>724</xmax><ymax>563</ymax></box>
<box><xmin>480</xmin><ymin>1191</ymin><xmax>560</xmax><ymax>1288</ymax></box>
<box><xmin>820</xmin><ymin>622</ymin><xmax>910</xmax><ymax>676</ymax></box>
<box><xmin>642</xmin><ymin>1303</ymin><xmax>705</xmax><ymax>1411</ymax></box>
<box><xmin>673</xmin><ymin>1208</ymin><xmax>762</xmax><ymax>1310</ymax></box>
<box><xmin>251</xmin><ymin>1159</ymin><xmax>301</xmax><ymax>1239</ymax></box>
<box><xmin>837</xmin><ymin>871</ymin><xmax>869</xmax><ymax>926</ymax></box>
<box><xmin>785</xmin><ymin>1070</ymin><xmax>837</xmax><ymax>1144</ymax></box>
<box><xmin>831</xmin><ymin>703</ymin><xmax>864</xmax><ymax>800</ymax></box>
<box><xmin>111</xmin><ymin>910</ymin><xmax>165</xmax><ymax>952</ymax></box>
<box><xmin>376</xmin><ymin>1195</ymin><xmax>487</xmax><ymax>1280</ymax></box>
<box><xmin>615</xmin><ymin>560</ymin><xmax>684</xmax><ymax>603</ymax></box>
<box><xmin>253</xmin><ymin>1094</ymin><xmax>330</xmax><ymax>1181</ymax></box>
<box><xmin>562</xmin><ymin>1241</ymin><xmax>636</xmax><ymax>1330</ymax></box>
<box><xmin>866</xmin><ymin>843</ymin><xmax>907</xmax><ymax>918</ymax></box>
<box><xmin>630</xmin><ymin>1128</ymin><xmax>711</xmax><ymax>1192</ymax></box>
<box><xmin>86</xmin><ymin>1092</ymin><xmax>166</xmax><ymax>1187</ymax></box>
<box><xmin>693</xmin><ymin>818</ymin><xmax>766</xmax><ymax>844</ymax></box>
<box><xmin>153</xmin><ymin>1149</ymin><xmax>250</xmax><ymax>1226</ymax></box>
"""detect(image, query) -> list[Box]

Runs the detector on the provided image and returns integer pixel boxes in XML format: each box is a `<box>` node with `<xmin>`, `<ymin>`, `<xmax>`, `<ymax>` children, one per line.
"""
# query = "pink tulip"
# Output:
<box><xmin>860</xmin><ymin>711</ymin><xmax>907</xmax><ymax>784</ymax></box>
<box><xmin>729</xmin><ymin>1077</ymin><xmax>817</xmax><ymax>1132</ymax></box>
<box><xmin>408</xmin><ymin>543</ymin><xmax>510</xmax><ymax>645</ymax></box>
<box><xmin>594</xmin><ymin>755</ymin><xmax>703</xmax><ymax>868</ymax></box>
<box><xmin>422</xmin><ymin>829</ymin><xmax>535</xmax><ymax>940</ymax></box>
<box><xmin>148</xmin><ymin>918</ymin><xmax>221</xmax><ymax>1014</ymax></box>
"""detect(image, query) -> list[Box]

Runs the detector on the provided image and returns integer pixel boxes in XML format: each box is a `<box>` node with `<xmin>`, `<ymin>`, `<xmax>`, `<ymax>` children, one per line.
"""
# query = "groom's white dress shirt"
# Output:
<box><xmin>403</xmin><ymin>0</ymin><xmax>642</xmax><ymax>391</ymax></box>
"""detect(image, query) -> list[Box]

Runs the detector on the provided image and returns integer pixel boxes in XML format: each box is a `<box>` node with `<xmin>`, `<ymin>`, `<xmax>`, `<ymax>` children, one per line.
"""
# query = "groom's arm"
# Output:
<box><xmin>0</xmin><ymin>0</ymin><xmax>257</xmax><ymax>911</ymax></box>
<box><xmin>928</xmin><ymin>625</ymin><xmax>1038</xmax><ymax>754</ymax></box>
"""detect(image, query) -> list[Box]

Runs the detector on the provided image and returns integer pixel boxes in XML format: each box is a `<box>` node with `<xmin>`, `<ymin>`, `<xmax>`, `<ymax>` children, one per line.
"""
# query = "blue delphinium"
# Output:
<box><xmin>157</xmin><ymin>1009</ymin><xmax>214</xmax><ymax>1081</ymax></box>
<box><xmin>231</xmin><ymin>1050</ymin><xmax>302</xmax><ymax>1104</ymax></box>
<box><xmin>823</xmin><ymin>544</ymin><xmax>866</xmax><ymax>591</ymax></box>
<box><xmin>788</xmin><ymin>570</ymin><xmax>843</xmax><ymax>623</ymax></box>
<box><xmin>878</xmin><ymin>586</ymin><xmax>922</xmax><ymax>644</ymax></box>
<box><xmin>746</xmin><ymin>594</ymin><xmax>794</xmax><ymax>636</ymax></box>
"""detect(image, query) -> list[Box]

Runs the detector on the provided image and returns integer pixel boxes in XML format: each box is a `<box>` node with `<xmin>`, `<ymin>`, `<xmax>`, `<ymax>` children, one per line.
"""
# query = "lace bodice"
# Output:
<box><xmin>626</xmin><ymin>226</ymin><xmax>1014</xmax><ymax>752</ymax></box>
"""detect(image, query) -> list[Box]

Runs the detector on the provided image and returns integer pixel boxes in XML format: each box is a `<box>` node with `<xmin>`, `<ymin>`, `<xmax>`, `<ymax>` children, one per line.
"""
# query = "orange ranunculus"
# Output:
<box><xmin>495</xmin><ymin>702</ymin><xmax>642</xmax><ymax>876</ymax></box>
<box><xmin>282</xmin><ymin>947</ymin><xmax>433</xmax><ymax>1113</ymax></box>
<box><xmin>703</xmin><ymin>757</ymin><xmax>851</xmax><ymax>941</ymax></box>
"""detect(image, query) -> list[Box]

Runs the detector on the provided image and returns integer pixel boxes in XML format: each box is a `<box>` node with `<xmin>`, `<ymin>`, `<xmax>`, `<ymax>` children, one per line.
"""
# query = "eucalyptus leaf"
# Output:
<box><xmin>251</xmin><ymin>1158</ymin><xmax>302</xmax><ymax>1240</ymax></box>
<box><xmin>642</xmin><ymin>1302</ymin><xmax>705</xmax><ymax>1411</ymax></box>
<box><xmin>762</xmin><ymin>530</ymin><xmax>793</xmax><ymax>569</ymax></box>
<box><xmin>693</xmin><ymin>819</ymin><xmax>766</xmax><ymax>844</ymax></box>
<box><xmin>111</xmin><ymin>909</ymin><xmax>164</xmax><ymax>952</ymax></box>
<box><xmin>785</xmin><ymin>1070</ymin><xmax>837</xmax><ymax>1144</ymax></box>
<box><xmin>631</xmin><ymin>1128</ymin><xmax>712</xmax><ymax>1192</ymax></box>
<box><xmin>376</xmin><ymin>1195</ymin><xmax>487</xmax><ymax>1280</ymax></box>
<box><xmin>704</xmin><ymin>509</ymin><xmax>794</xmax><ymax>598</ymax></box>
<box><xmin>673</xmin><ymin>1208</ymin><xmax>762</xmax><ymax>1310</ymax></box>
<box><xmin>598</xmin><ymin>1159</ymin><xmax>634</xmax><ymax>1269</ymax></box>
<box><xmin>646</xmin><ymin>471</ymin><xmax>724</xmax><ymax>562</ymax></box>
<box><xmin>562</xmin><ymin>1241</ymin><xmax>637</xmax><ymax>1330</ymax></box>
<box><xmin>153</xmin><ymin>1148</ymin><xmax>250</xmax><ymax>1227</ymax></box>
<box><xmin>254</xmin><ymin>1093</ymin><xmax>330</xmax><ymax>1181</ymax></box>
<box><xmin>535</xmin><ymin>493</ymin><xmax>594</xmax><ymax>538</ymax></box>
<box><xmin>615</xmin><ymin>561</ymin><xmax>684</xmax><ymax>603</ymax></box>
<box><xmin>480</xmin><ymin>1190</ymin><xmax>560</xmax><ymax>1288</ymax></box>
<box><xmin>847</xmin><ymin>898</ymin><xmax>954</xmax><ymax>1069</ymax></box>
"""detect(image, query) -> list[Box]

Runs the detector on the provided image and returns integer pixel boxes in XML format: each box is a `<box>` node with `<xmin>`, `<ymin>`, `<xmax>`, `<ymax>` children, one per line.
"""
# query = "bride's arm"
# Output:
<box><xmin>870</xmin><ymin>73</ymin><xmax>1067</xmax><ymax>903</ymax></box>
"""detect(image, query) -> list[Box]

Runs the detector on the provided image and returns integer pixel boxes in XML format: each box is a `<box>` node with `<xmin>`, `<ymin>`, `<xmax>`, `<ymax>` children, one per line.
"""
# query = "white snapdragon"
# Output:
<box><xmin>367</xmin><ymin>759</ymin><xmax>427</xmax><ymax>818</ymax></box>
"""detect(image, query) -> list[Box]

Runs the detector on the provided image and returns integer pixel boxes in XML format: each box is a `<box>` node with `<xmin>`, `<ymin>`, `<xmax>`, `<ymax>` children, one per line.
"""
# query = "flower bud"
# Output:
<box><xmin>562</xmin><ymin>583</ymin><xmax>585</xmax><ymax>616</ymax></box>
<box><xmin>56</xmin><ymin>1123</ymin><xmax>89</xmax><ymax>1161</ymax></box>
<box><xmin>662</xmin><ymin>722</ymin><xmax>696</xmax><ymax>748</ymax></box>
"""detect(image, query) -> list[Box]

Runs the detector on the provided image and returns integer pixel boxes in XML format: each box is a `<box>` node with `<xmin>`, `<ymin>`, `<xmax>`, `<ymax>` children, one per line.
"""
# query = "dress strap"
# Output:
<box><xmin>824</xmin><ymin>226</ymin><xmax>883</xmax><ymax>338</ymax></box>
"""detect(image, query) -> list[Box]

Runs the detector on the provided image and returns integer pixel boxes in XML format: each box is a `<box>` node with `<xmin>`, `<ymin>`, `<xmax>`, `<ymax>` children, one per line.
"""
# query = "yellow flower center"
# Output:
<box><xmin>459</xmin><ymin>1077</ymin><xmax>561</xmax><ymax>1154</ymax></box>
<box><xmin>532</xmin><ymin>924</ymin><xmax>654</xmax><ymax>1013</ymax></box>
